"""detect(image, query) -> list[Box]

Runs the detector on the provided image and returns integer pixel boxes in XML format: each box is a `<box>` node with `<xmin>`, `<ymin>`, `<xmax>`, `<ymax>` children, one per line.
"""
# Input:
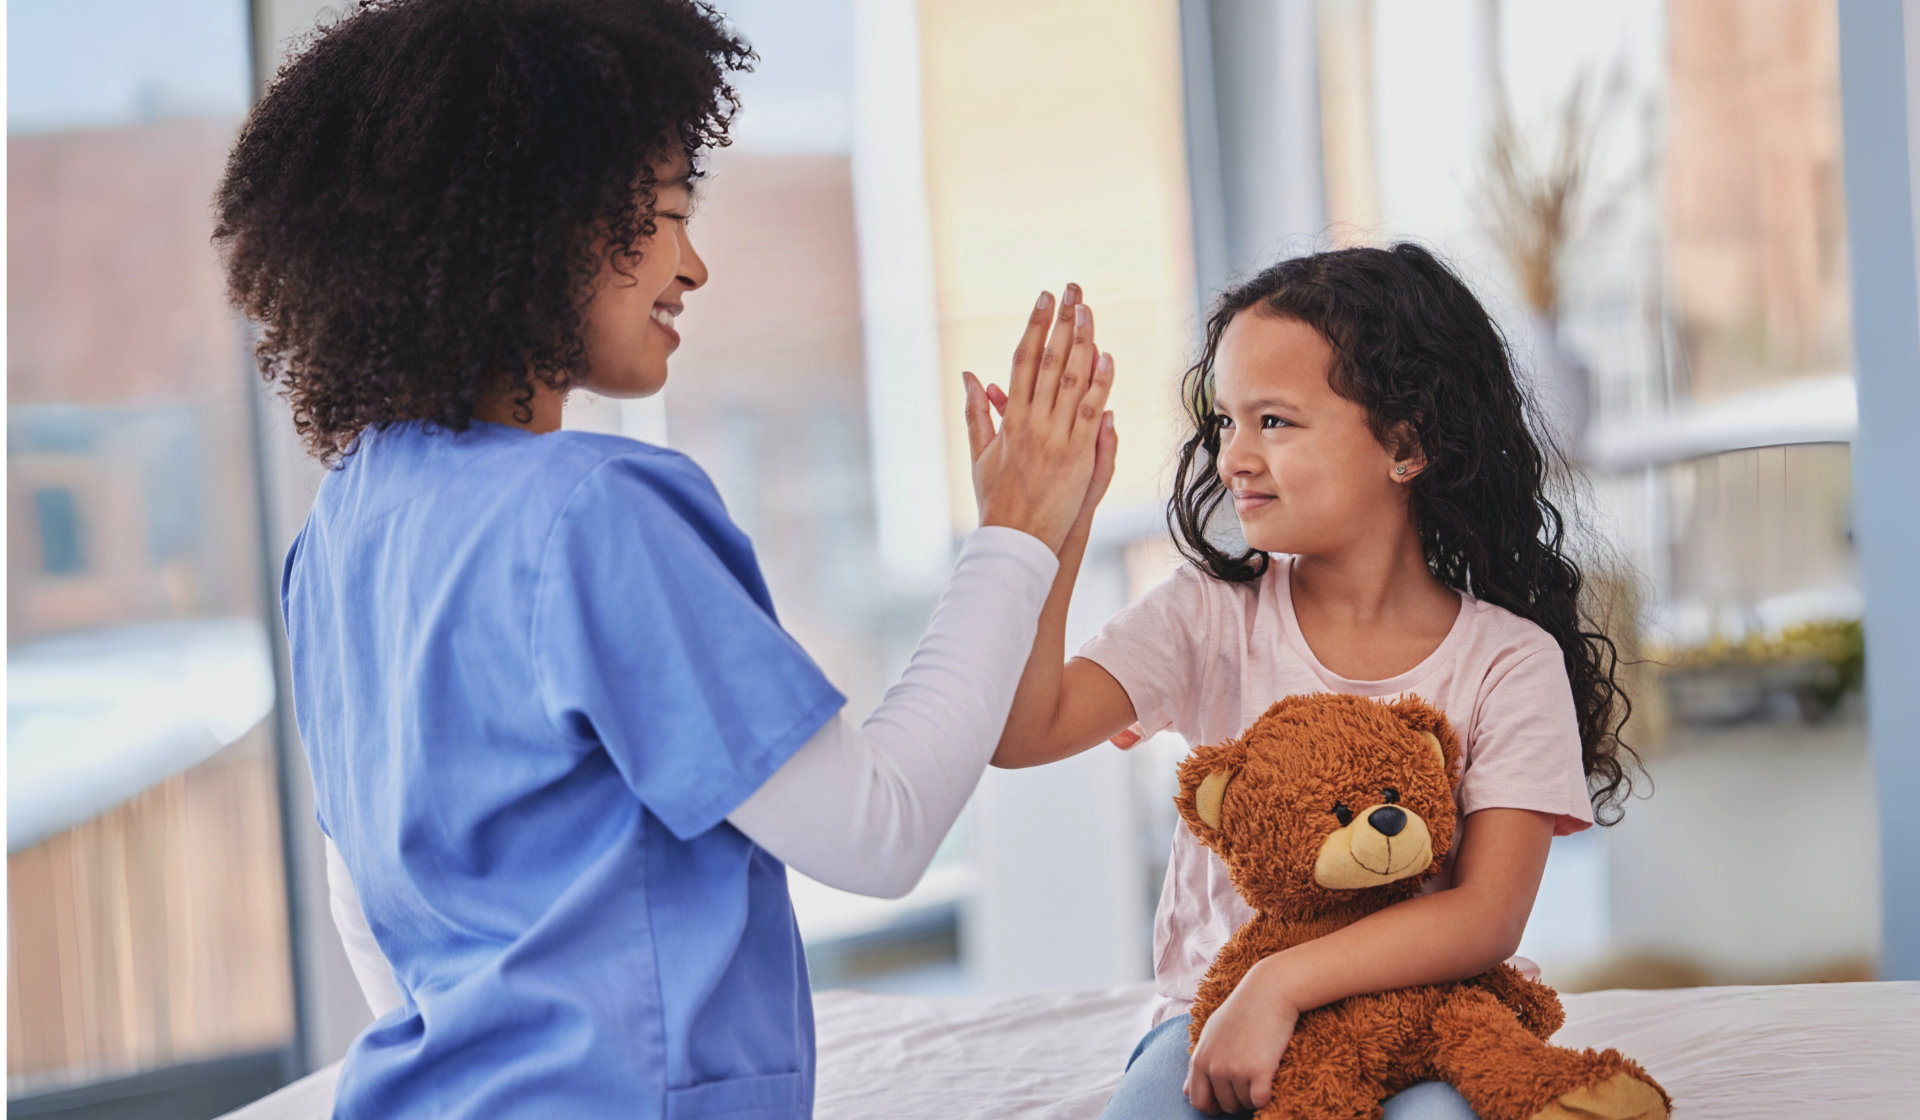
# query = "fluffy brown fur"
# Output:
<box><xmin>1175</xmin><ymin>693</ymin><xmax>1670</xmax><ymax>1120</ymax></box>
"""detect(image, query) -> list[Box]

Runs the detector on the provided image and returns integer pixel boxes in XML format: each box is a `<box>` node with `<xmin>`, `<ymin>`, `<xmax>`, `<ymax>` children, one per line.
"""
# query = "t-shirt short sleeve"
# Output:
<box><xmin>1075</xmin><ymin>563</ymin><xmax>1212</xmax><ymax>741</ymax></box>
<box><xmin>531</xmin><ymin>452</ymin><xmax>846</xmax><ymax>841</ymax></box>
<box><xmin>1458</xmin><ymin>643</ymin><xmax>1595</xmax><ymax>835</ymax></box>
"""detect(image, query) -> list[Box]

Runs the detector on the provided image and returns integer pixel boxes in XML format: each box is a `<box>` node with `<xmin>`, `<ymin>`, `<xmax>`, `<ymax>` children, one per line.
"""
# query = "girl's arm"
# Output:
<box><xmin>990</xmin><ymin>515</ymin><xmax>1139</xmax><ymax>769</ymax></box>
<box><xmin>1185</xmin><ymin>807</ymin><xmax>1557</xmax><ymax>1115</ymax></box>
<box><xmin>968</xmin><ymin>363</ymin><xmax>1137</xmax><ymax>770</ymax></box>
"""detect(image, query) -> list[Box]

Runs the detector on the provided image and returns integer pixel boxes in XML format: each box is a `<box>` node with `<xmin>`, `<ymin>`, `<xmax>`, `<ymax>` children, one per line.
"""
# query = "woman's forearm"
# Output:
<box><xmin>991</xmin><ymin>518</ymin><xmax>1092</xmax><ymax>767</ymax></box>
<box><xmin>729</xmin><ymin>525</ymin><xmax>1060</xmax><ymax>897</ymax></box>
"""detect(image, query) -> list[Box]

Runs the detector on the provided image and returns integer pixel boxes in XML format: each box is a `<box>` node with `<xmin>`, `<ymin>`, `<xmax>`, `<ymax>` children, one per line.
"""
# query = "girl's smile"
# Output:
<box><xmin>1230</xmin><ymin>487</ymin><xmax>1276</xmax><ymax>513</ymax></box>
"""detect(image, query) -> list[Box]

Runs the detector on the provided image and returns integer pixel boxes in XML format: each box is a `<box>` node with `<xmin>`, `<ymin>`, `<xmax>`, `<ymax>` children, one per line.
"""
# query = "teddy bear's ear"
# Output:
<box><xmin>1175</xmin><ymin>738</ymin><xmax>1248</xmax><ymax>845</ymax></box>
<box><xmin>1195</xmin><ymin>770</ymin><xmax>1233</xmax><ymax>830</ymax></box>
<box><xmin>1417</xmin><ymin>731</ymin><xmax>1444</xmax><ymax>769</ymax></box>
<box><xmin>1385</xmin><ymin>696</ymin><xmax>1460</xmax><ymax>779</ymax></box>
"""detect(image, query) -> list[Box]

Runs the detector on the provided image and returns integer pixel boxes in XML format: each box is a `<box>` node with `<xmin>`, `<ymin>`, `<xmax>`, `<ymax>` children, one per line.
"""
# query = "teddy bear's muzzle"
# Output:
<box><xmin>1313</xmin><ymin>804</ymin><xmax>1434</xmax><ymax>889</ymax></box>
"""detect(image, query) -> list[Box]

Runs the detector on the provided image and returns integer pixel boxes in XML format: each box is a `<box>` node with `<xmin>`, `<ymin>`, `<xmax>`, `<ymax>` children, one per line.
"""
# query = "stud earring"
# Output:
<box><xmin>1395</xmin><ymin>466</ymin><xmax>1408</xmax><ymax>476</ymax></box>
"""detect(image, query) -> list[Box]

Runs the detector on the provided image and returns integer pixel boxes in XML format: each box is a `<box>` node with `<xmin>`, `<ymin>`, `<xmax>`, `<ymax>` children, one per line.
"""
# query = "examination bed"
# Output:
<box><xmin>222</xmin><ymin>980</ymin><xmax>1920</xmax><ymax>1118</ymax></box>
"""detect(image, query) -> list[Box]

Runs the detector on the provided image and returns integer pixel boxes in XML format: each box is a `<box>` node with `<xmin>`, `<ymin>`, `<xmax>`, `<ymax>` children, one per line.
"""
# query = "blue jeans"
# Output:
<box><xmin>1099</xmin><ymin>1014</ymin><xmax>1480</xmax><ymax>1120</ymax></box>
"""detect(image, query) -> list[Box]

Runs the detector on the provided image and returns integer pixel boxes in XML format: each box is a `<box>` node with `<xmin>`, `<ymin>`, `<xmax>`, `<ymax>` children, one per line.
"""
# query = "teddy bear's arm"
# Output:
<box><xmin>1426</xmin><ymin>986</ymin><xmax>1669</xmax><ymax>1120</ymax></box>
<box><xmin>1469</xmin><ymin>961</ymin><xmax>1566</xmax><ymax>1040</ymax></box>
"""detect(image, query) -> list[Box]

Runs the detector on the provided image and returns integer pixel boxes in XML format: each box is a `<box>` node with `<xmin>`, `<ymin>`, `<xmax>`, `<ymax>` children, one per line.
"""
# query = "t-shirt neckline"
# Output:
<box><xmin>1274</xmin><ymin>554</ymin><xmax>1472</xmax><ymax>696</ymax></box>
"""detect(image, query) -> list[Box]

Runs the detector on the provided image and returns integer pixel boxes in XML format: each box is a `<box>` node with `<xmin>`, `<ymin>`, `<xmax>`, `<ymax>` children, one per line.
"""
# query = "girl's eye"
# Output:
<box><xmin>1381</xmin><ymin>788</ymin><xmax>1400</xmax><ymax>805</ymax></box>
<box><xmin>658</xmin><ymin>212</ymin><xmax>691</xmax><ymax>222</ymax></box>
<box><xmin>1213</xmin><ymin>414</ymin><xmax>1233</xmax><ymax>430</ymax></box>
<box><xmin>1330</xmin><ymin>802</ymin><xmax>1354</xmax><ymax>827</ymax></box>
<box><xmin>1261</xmin><ymin>415</ymin><xmax>1291</xmax><ymax>430</ymax></box>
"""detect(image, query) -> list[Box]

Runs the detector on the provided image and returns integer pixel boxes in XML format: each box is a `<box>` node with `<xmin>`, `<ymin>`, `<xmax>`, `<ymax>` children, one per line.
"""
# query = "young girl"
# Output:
<box><xmin>214</xmin><ymin>1</ymin><xmax>1118</xmax><ymax>1116</ymax></box>
<box><xmin>988</xmin><ymin>244</ymin><xmax>1637</xmax><ymax>1120</ymax></box>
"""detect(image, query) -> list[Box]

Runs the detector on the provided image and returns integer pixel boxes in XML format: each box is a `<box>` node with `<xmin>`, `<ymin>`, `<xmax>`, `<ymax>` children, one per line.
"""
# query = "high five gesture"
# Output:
<box><xmin>962</xmin><ymin>283</ymin><xmax>1118</xmax><ymax>552</ymax></box>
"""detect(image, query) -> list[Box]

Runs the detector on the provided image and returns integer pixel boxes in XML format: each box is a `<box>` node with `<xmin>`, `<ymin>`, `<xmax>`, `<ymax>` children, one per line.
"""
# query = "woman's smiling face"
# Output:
<box><xmin>1211</xmin><ymin>310</ymin><xmax>1416</xmax><ymax>556</ymax></box>
<box><xmin>577</xmin><ymin>150</ymin><xmax>709</xmax><ymax>399</ymax></box>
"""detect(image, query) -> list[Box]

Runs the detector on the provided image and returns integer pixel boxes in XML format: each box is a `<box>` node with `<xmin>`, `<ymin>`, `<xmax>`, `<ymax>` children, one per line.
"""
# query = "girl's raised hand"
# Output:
<box><xmin>961</xmin><ymin>284</ymin><xmax>1116</xmax><ymax>552</ymax></box>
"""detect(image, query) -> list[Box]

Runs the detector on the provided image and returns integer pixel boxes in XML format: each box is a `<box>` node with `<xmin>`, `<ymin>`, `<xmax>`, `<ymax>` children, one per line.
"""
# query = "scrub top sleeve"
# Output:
<box><xmin>531</xmin><ymin>453</ymin><xmax>847</xmax><ymax>841</ymax></box>
<box><xmin>281</xmin><ymin>521</ymin><xmax>334</xmax><ymax>842</ymax></box>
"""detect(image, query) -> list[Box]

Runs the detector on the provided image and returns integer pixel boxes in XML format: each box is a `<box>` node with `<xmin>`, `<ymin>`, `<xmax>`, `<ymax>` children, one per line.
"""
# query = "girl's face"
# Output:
<box><xmin>577</xmin><ymin>150</ymin><xmax>709</xmax><ymax>398</ymax></box>
<box><xmin>1211</xmin><ymin>311</ymin><xmax>1420</xmax><ymax>556</ymax></box>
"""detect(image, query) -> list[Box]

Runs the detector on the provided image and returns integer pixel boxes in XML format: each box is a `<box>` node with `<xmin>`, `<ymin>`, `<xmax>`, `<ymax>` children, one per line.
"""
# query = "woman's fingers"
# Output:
<box><xmin>970</xmin><ymin>288</ymin><xmax>1118</xmax><ymax>551</ymax></box>
<box><xmin>1030</xmin><ymin>283</ymin><xmax>1082</xmax><ymax>416</ymax></box>
<box><xmin>1006</xmin><ymin>290</ymin><xmax>1054</xmax><ymax>409</ymax></box>
<box><xmin>1059</xmin><ymin>301</ymin><xmax>1105</xmax><ymax>438</ymax></box>
<box><xmin>1072</xmin><ymin>350</ymin><xmax>1116</xmax><ymax>441</ymax></box>
<box><xmin>1043</xmin><ymin>299</ymin><xmax>1096</xmax><ymax>433</ymax></box>
<box><xmin>961</xmin><ymin>371</ymin><xmax>996</xmax><ymax>463</ymax></box>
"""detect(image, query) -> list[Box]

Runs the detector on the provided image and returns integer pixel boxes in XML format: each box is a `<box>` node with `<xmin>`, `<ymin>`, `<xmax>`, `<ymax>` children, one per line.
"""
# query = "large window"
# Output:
<box><xmin>7</xmin><ymin>1</ymin><xmax>301</xmax><ymax>1113</ymax></box>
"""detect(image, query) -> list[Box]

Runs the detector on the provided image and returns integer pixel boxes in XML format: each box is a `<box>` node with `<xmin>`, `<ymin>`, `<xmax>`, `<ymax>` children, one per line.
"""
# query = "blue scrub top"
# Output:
<box><xmin>282</xmin><ymin>420</ymin><xmax>846</xmax><ymax>1119</ymax></box>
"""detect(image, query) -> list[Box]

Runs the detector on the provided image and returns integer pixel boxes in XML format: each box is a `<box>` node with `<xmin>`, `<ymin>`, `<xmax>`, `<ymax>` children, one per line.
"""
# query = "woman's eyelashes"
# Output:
<box><xmin>655</xmin><ymin>194</ymin><xmax>697</xmax><ymax>223</ymax></box>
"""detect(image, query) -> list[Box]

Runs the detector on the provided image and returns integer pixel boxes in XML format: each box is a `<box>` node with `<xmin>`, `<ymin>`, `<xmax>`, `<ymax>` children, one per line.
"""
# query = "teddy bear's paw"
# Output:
<box><xmin>1529</xmin><ymin>1072</ymin><xmax>1668</xmax><ymax>1120</ymax></box>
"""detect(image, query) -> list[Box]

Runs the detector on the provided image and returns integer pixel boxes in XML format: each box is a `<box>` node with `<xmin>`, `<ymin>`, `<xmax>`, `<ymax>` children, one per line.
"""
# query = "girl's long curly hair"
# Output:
<box><xmin>214</xmin><ymin>0</ymin><xmax>752</xmax><ymax>463</ymax></box>
<box><xmin>1169</xmin><ymin>243</ymin><xmax>1642</xmax><ymax>823</ymax></box>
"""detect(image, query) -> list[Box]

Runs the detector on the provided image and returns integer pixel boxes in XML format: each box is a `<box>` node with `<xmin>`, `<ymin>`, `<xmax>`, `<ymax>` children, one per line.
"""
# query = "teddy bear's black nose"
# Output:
<box><xmin>1369</xmin><ymin>806</ymin><xmax>1407</xmax><ymax>837</ymax></box>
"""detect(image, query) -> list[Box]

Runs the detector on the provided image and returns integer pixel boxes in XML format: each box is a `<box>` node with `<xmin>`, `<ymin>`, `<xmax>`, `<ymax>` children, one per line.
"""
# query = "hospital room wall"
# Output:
<box><xmin>910</xmin><ymin>0</ymin><xmax>1198</xmax><ymax>992</ymax></box>
<box><xmin>1836</xmin><ymin>0</ymin><xmax>1920</xmax><ymax>982</ymax></box>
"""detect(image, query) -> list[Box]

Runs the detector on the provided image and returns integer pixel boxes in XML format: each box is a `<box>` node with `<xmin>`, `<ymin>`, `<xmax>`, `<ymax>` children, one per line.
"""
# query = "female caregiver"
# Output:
<box><xmin>214</xmin><ymin>1</ymin><xmax>1119</xmax><ymax>1116</ymax></box>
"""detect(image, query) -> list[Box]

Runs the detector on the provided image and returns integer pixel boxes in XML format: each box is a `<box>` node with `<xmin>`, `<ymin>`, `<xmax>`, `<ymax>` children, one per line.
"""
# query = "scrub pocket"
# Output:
<box><xmin>664</xmin><ymin>1069</ymin><xmax>808</xmax><ymax>1120</ymax></box>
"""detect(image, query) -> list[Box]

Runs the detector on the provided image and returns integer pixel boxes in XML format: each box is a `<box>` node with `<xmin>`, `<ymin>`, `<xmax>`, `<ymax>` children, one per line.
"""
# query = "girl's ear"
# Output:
<box><xmin>1386</xmin><ymin>421</ymin><xmax>1427</xmax><ymax>482</ymax></box>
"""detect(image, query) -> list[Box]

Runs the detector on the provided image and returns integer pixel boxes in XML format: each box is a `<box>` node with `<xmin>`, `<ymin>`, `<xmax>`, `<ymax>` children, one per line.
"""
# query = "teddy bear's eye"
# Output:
<box><xmin>1330</xmin><ymin>802</ymin><xmax>1354</xmax><ymax>827</ymax></box>
<box><xmin>1382</xmin><ymin>788</ymin><xmax>1400</xmax><ymax>805</ymax></box>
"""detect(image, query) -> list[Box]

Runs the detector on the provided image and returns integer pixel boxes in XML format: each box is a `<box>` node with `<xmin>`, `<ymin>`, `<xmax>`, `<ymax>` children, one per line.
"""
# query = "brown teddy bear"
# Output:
<box><xmin>1174</xmin><ymin>692</ymin><xmax>1670</xmax><ymax>1120</ymax></box>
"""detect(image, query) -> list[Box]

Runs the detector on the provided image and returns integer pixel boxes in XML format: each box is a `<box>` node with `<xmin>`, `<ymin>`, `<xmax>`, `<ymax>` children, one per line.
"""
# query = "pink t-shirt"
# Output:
<box><xmin>1077</xmin><ymin>554</ymin><xmax>1594</xmax><ymax>1025</ymax></box>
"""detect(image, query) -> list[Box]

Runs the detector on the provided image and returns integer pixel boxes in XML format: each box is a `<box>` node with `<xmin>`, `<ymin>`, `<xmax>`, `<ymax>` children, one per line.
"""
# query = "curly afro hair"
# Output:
<box><xmin>1168</xmin><ymin>244</ymin><xmax>1645</xmax><ymax>824</ymax></box>
<box><xmin>214</xmin><ymin>0</ymin><xmax>752</xmax><ymax>463</ymax></box>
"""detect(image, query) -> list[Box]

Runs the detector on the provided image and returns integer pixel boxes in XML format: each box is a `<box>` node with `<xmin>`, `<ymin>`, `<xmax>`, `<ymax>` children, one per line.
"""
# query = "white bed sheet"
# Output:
<box><xmin>222</xmin><ymin>981</ymin><xmax>1920</xmax><ymax>1119</ymax></box>
<box><xmin>816</xmin><ymin>981</ymin><xmax>1920</xmax><ymax>1119</ymax></box>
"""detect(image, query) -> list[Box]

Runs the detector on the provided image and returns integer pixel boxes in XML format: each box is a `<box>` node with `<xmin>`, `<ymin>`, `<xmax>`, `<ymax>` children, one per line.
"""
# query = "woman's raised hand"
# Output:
<box><xmin>961</xmin><ymin>284</ymin><xmax>1117</xmax><ymax>553</ymax></box>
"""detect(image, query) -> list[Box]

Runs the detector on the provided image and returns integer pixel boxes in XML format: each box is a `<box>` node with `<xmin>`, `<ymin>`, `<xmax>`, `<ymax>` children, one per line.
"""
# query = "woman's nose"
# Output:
<box><xmin>678</xmin><ymin>225</ymin><xmax>709</xmax><ymax>291</ymax></box>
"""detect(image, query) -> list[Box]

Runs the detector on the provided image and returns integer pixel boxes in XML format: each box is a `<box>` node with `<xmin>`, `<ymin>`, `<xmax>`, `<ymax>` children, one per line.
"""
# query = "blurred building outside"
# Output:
<box><xmin>8</xmin><ymin>2</ymin><xmax>303</xmax><ymax>1112</ymax></box>
<box><xmin>6</xmin><ymin>0</ymin><xmax>1913</xmax><ymax>1116</ymax></box>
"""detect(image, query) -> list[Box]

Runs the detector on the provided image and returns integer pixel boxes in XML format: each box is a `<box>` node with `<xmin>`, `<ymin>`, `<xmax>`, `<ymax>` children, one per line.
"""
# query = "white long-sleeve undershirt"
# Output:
<box><xmin>326</xmin><ymin>525</ymin><xmax>1059</xmax><ymax>1016</ymax></box>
